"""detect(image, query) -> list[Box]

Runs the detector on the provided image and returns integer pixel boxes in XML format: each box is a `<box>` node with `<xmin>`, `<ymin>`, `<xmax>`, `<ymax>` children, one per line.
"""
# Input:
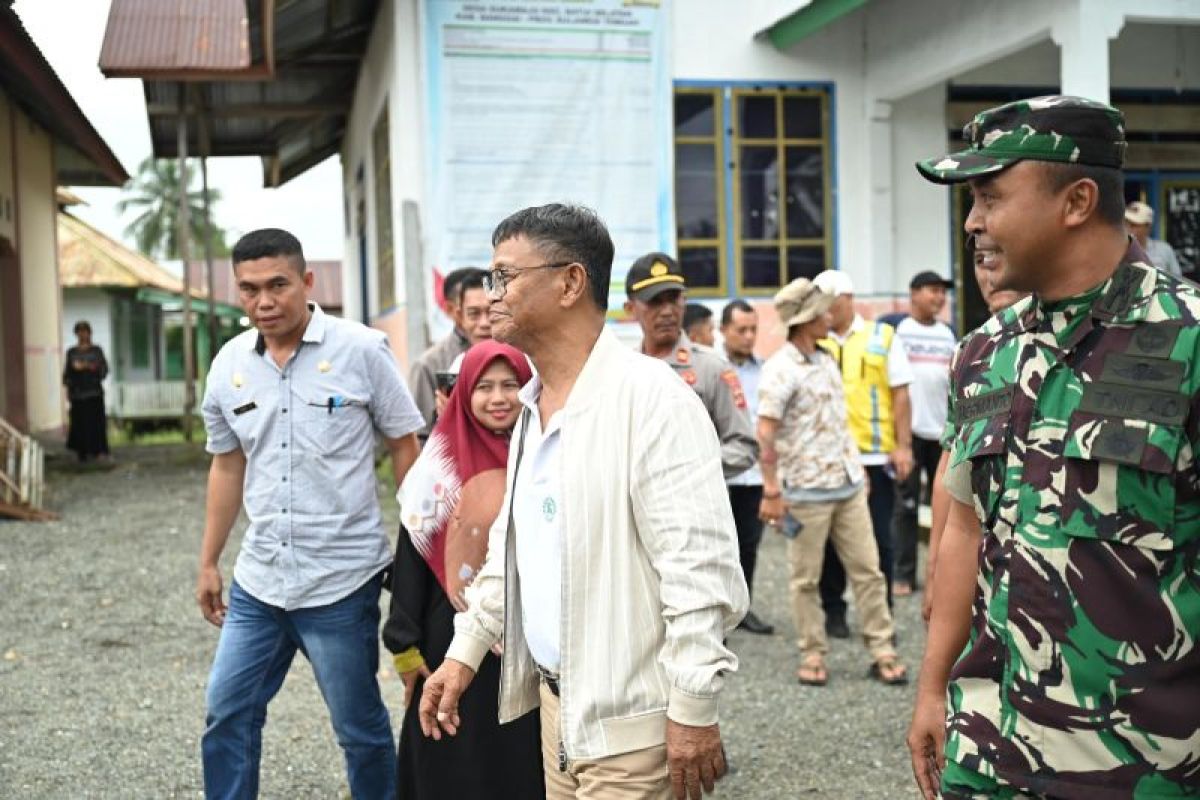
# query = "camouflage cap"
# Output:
<box><xmin>774</xmin><ymin>278</ymin><xmax>834</xmax><ymax>329</ymax></box>
<box><xmin>915</xmin><ymin>95</ymin><xmax>1126</xmax><ymax>185</ymax></box>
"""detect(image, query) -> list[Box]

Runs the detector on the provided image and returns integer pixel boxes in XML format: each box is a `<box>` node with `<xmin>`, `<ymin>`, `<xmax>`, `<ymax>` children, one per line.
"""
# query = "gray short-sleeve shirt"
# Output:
<box><xmin>202</xmin><ymin>303</ymin><xmax>423</xmax><ymax>609</ymax></box>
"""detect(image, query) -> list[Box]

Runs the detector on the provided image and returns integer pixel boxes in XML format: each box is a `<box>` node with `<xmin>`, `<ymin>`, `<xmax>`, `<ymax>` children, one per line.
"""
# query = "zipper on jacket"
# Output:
<box><xmin>499</xmin><ymin>410</ymin><xmax>531</xmax><ymax>716</ymax></box>
<box><xmin>557</xmin><ymin>424</ymin><xmax>569</xmax><ymax>771</ymax></box>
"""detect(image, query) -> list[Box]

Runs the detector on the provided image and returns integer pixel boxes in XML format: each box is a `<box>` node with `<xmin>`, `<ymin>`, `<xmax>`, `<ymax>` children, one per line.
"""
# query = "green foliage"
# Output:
<box><xmin>117</xmin><ymin>157</ymin><xmax>230</xmax><ymax>259</ymax></box>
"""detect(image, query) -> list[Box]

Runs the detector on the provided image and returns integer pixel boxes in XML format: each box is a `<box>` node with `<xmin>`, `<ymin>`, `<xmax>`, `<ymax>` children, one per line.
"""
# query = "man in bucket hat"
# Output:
<box><xmin>907</xmin><ymin>96</ymin><xmax>1200</xmax><ymax>800</ymax></box>
<box><xmin>757</xmin><ymin>278</ymin><xmax>905</xmax><ymax>688</ymax></box>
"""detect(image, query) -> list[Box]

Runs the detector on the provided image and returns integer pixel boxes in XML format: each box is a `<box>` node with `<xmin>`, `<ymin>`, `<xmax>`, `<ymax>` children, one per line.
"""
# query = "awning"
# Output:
<box><xmin>757</xmin><ymin>0</ymin><xmax>870</xmax><ymax>51</ymax></box>
<box><xmin>137</xmin><ymin>287</ymin><xmax>243</xmax><ymax>320</ymax></box>
<box><xmin>100</xmin><ymin>0</ymin><xmax>379</xmax><ymax>187</ymax></box>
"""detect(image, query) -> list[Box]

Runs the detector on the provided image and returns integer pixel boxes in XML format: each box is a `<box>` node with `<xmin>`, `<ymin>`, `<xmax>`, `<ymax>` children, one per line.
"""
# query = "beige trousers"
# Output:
<box><xmin>787</xmin><ymin>487</ymin><xmax>896</xmax><ymax>661</ymax></box>
<box><xmin>539</xmin><ymin>683</ymin><xmax>672</xmax><ymax>799</ymax></box>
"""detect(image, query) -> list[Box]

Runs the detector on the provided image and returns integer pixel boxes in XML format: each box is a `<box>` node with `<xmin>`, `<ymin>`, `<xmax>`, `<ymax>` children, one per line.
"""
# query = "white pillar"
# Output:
<box><xmin>1052</xmin><ymin>0</ymin><xmax>1124</xmax><ymax>104</ymax></box>
<box><xmin>891</xmin><ymin>84</ymin><xmax>951</xmax><ymax>287</ymax></box>
<box><xmin>865</xmin><ymin>98</ymin><xmax>894</xmax><ymax>296</ymax></box>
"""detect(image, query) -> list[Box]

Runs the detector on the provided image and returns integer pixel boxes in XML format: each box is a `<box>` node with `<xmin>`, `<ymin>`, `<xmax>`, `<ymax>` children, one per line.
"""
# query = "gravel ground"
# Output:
<box><xmin>1</xmin><ymin>443</ymin><xmax>926</xmax><ymax>799</ymax></box>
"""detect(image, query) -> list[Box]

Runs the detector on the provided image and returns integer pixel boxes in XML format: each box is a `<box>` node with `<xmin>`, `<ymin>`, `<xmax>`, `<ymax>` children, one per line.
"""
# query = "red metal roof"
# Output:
<box><xmin>99</xmin><ymin>0</ymin><xmax>256</xmax><ymax>78</ymax></box>
<box><xmin>187</xmin><ymin>258</ymin><xmax>344</xmax><ymax>312</ymax></box>
<box><xmin>99</xmin><ymin>0</ymin><xmax>377</xmax><ymax>187</ymax></box>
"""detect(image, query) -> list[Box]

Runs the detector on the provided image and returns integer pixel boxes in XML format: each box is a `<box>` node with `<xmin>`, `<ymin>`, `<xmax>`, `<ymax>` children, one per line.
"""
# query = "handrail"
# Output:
<box><xmin>0</xmin><ymin>416</ymin><xmax>51</xmax><ymax>519</ymax></box>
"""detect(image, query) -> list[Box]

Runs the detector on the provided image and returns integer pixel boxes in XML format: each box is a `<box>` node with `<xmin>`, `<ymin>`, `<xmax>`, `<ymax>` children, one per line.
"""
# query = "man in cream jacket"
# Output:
<box><xmin>418</xmin><ymin>203</ymin><xmax>749</xmax><ymax>800</ymax></box>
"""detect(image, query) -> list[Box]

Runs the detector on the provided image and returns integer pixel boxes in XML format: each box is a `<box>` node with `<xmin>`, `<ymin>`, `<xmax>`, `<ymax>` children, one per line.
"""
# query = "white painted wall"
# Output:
<box><xmin>674</xmin><ymin>2</ymin><xmax>876</xmax><ymax>292</ymax></box>
<box><xmin>338</xmin><ymin>0</ymin><xmax>1200</xmax><ymax>321</ymax></box>
<box><xmin>14</xmin><ymin>108</ymin><xmax>64</xmax><ymax>434</ymax></box>
<box><xmin>342</xmin><ymin>0</ymin><xmax>397</xmax><ymax>324</ymax></box>
<box><xmin>890</xmin><ymin>84</ymin><xmax>952</xmax><ymax>293</ymax></box>
<box><xmin>1113</xmin><ymin>23</ymin><xmax>1200</xmax><ymax>89</ymax></box>
<box><xmin>62</xmin><ymin>288</ymin><xmax>114</xmax><ymax>407</ymax></box>
<box><xmin>952</xmin><ymin>22</ymin><xmax>1200</xmax><ymax>90</ymax></box>
<box><xmin>341</xmin><ymin>0</ymin><xmax>430</xmax><ymax>366</ymax></box>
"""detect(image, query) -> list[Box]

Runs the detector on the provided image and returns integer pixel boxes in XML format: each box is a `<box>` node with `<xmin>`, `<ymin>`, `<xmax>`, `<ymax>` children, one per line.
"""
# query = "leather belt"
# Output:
<box><xmin>535</xmin><ymin>663</ymin><xmax>560</xmax><ymax>697</ymax></box>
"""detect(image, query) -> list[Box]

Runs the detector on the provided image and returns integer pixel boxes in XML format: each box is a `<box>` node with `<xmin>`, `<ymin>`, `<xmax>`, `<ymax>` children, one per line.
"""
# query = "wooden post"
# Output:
<box><xmin>195</xmin><ymin>86</ymin><xmax>219</xmax><ymax>363</ymax></box>
<box><xmin>201</xmin><ymin>154</ymin><xmax>218</xmax><ymax>361</ymax></box>
<box><xmin>177</xmin><ymin>86</ymin><xmax>195</xmax><ymax>442</ymax></box>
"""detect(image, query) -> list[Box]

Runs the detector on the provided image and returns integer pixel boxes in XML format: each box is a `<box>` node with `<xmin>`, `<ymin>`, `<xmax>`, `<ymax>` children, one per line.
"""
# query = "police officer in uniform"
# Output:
<box><xmin>907</xmin><ymin>96</ymin><xmax>1200</xmax><ymax>800</ymax></box>
<box><xmin>624</xmin><ymin>252</ymin><xmax>758</xmax><ymax>479</ymax></box>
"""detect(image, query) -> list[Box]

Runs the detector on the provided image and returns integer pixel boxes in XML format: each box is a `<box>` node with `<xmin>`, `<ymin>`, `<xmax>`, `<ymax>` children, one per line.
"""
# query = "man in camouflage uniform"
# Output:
<box><xmin>624</xmin><ymin>252</ymin><xmax>758</xmax><ymax>478</ymax></box>
<box><xmin>907</xmin><ymin>96</ymin><xmax>1200</xmax><ymax>800</ymax></box>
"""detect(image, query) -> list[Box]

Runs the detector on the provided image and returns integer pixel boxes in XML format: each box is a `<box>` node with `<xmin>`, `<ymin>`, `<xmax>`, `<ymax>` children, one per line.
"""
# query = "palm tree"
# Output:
<box><xmin>116</xmin><ymin>157</ymin><xmax>228</xmax><ymax>259</ymax></box>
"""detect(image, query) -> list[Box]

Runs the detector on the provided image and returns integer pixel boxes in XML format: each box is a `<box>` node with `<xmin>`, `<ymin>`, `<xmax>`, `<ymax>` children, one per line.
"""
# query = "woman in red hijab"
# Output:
<box><xmin>383</xmin><ymin>340</ymin><xmax>543</xmax><ymax>799</ymax></box>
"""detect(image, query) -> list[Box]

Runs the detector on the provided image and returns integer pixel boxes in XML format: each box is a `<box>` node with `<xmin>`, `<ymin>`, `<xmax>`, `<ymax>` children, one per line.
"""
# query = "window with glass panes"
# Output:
<box><xmin>673</xmin><ymin>85</ymin><xmax>833</xmax><ymax>297</ymax></box>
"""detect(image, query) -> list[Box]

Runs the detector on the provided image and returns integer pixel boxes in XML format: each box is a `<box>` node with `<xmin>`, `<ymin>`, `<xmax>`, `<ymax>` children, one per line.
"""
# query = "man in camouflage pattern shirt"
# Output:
<box><xmin>906</xmin><ymin>96</ymin><xmax>1200</xmax><ymax>799</ymax></box>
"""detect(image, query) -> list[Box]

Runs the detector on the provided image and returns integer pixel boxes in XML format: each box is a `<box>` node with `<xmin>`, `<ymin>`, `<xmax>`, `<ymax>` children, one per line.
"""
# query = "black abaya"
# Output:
<box><xmin>383</xmin><ymin>530</ymin><xmax>545</xmax><ymax>800</ymax></box>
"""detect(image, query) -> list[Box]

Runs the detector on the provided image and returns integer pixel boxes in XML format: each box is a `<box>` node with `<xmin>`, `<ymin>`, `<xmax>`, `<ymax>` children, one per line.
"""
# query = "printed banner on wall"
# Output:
<box><xmin>424</xmin><ymin>0</ymin><xmax>672</xmax><ymax>333</ymax></box>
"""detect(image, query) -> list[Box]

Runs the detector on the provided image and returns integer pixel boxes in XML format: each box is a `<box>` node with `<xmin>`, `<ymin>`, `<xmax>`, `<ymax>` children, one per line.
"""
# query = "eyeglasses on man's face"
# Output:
<box><xmin>483</xmin><ymin>261</ymin><xmax>574</xmax><ymax>299</ymax></box>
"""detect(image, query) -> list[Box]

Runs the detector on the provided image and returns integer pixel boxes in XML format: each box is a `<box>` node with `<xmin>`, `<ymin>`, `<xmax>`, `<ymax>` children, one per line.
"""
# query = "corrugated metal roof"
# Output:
<box><xmin>59</xmin><ymin>212</ymin><xmax>190</xmax><ymax>295</ymax></box>
<box><xmin>186</xmin><ymin>258</ymin><xmax>343</xmax><ymax>310</ymax></box>
<box><xmin>99</xmin><ymin>0</ymin><xmax>252</xmax><ymax>75</ymax></box>
<box><xmin>99</xmin><ymin>0</ymin><xmax>378</xmax><ymax>187</ymax></box>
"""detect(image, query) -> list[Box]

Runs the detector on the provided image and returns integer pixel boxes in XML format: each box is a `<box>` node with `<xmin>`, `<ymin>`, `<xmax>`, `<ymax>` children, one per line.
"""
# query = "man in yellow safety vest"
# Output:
<box><xmin>811</xmin><ymin>270</ymin><xmax>913</xmax><ymax>638</ymax></box>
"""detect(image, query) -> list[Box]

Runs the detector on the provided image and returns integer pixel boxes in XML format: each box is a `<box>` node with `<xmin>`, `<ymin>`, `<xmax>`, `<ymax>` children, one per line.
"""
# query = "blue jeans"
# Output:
<box><xmin>202</xmin><ymin>575</ymin><xmax>396</xmax><ymax>799</ymax></box>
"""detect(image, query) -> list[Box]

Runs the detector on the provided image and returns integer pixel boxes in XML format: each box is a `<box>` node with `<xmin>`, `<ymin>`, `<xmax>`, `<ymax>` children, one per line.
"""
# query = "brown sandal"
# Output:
<box><xmin>797</xmin><ymin>657</ymin><xmax>828</xmax><ymax>686</ymax></box>
<box><xmin>869</xmin><ymin>657</ymin><xmax>908</xmax><ymax>685</ymax></box>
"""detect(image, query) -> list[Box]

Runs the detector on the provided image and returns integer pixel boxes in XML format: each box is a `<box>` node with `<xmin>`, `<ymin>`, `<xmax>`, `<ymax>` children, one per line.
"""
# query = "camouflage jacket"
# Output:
<box><xmin>944</xmin><ymin>247</ymin><xmax>1200</xmax><ymax>798</ymax></box>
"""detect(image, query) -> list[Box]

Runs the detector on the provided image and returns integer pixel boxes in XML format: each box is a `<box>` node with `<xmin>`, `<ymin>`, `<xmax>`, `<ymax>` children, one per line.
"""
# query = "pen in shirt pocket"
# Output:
<box><xmin>308</xmin><ymin>395</ymin><xmax>367</xmax><ymax>414</ymax></box>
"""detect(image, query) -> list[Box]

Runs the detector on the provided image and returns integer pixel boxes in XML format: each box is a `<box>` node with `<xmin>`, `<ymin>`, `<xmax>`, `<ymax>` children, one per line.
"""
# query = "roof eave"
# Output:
<box><xmin>1</xmin><ymin>6</ymin><xmax>129</xmax><ymax>186</ymax></box>
<box><xmin>756</xmin><ymin>0</ymin><xmax>870</xmax><ymax>51</ymax></box>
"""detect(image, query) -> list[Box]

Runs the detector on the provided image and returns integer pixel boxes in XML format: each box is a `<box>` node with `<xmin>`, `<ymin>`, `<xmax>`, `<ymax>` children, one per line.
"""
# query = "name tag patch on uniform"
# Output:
<box><xmin>1101</xmin><ymin>354</ymin><xmax>1185</xmax><ymax>392</ymax></box>
<box><xmin>955</xmin><ymin>385</ymin><xmax>1015</xmax><ymax>425</ymax></box>
<box><xmin>1078</xmin><ymin>382</ymin><xmax>1187</xmax><ymax>426</ymax></box>
<box><xmin>233</xmin><ymin>401</ymin><xmax>258</xmax><ymax>416</ymax></box>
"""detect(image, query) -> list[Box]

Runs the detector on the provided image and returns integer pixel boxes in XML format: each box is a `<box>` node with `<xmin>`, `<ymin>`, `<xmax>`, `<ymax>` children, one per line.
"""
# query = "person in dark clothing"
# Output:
<box><xmin>384</xmin><ymin>340</ymin><xmax>543</xmax><ymax>800</ymax></box>
<box><xmin>63</xmin><ymin>320</ymin><xmax>110</xmax><ymax>461</ymax></box>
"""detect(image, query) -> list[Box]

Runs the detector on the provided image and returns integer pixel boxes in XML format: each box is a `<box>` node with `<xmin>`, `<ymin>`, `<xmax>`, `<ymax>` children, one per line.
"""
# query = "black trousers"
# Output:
<box><xmin>892</xmin><ymin>435</ymin><xmax>943</xmax><ymax>586</ymax></box>
<box><xmin>820</xmin><ymin>464</ymin><xmax>894</xmax><ymax>617</ymax></box>
<box><xmin>728</xmin><ymin>485</ymin><xmax>764</xmax><ymax>598</ymax></box>
<box><xmin>66</xmin><ymin>395</ymin><xmax>109</xmax><ymax>460</ymax></box>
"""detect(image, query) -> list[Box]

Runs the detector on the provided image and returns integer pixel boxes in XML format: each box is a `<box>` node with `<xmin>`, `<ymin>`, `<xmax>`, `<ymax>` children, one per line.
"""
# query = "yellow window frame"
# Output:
<box><xmin>674</xmin><ymin>87</ymin><xmax>728</xmax><ymax>298</ymax></box>
<box><xmin>730</xmin><ymin>87</ymin><xmax>832</xmax><ymax>296</ymax></box>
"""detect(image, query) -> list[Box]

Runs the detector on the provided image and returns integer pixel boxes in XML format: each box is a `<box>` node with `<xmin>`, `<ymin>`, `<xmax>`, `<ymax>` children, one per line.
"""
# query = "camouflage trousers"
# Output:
<box><xmin>941</xmin><ymin>761</ymin><xmax>1049</xmax><ymax>800</ymax></box>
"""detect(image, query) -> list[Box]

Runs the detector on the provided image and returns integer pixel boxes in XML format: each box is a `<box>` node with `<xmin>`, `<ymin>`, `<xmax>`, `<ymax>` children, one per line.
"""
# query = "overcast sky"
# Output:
<box><xmin>13</xmin><ymin>0</ymin><xmax>345</xmax><ymax>258</ymax></box>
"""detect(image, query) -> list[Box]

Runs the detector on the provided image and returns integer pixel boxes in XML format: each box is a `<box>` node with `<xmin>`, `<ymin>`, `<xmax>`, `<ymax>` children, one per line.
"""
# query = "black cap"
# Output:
<box><xmin>910</xmin><ymin>271</ymin><xmax>954</xmax><ymax>290</ymax></box>
<box><xmin>626</xmin><ymin>252</ymin><xmax>686</xmax><ymax>302</ymax></box>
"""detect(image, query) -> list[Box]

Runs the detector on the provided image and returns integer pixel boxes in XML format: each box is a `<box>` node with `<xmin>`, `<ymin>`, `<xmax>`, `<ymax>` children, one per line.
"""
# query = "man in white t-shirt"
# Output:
<box><xmin>891</xmin><ymin>271</ymin><xmax>957</xmax><ymax>596</ymax></box>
